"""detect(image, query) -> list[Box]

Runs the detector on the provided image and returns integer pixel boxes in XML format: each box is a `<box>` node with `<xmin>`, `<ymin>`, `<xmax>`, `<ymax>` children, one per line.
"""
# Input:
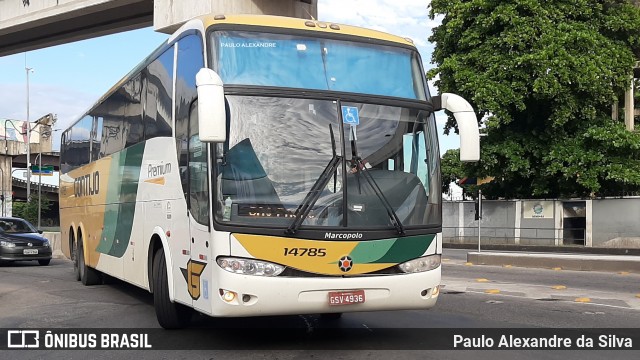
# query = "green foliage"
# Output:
<box><xmin>430</xmin><ymin>0</ymin><xmax>640</xmax><ymax>198</ymax></box>
<box><xmin>442</xmin><ymin>149</ymin><xmax>475</xmax><ymax>197</ymax></box>
<box><xmin>12</xmin><ymin>195</ymin><xmax>51</xmax><ymax>226</ymax></box>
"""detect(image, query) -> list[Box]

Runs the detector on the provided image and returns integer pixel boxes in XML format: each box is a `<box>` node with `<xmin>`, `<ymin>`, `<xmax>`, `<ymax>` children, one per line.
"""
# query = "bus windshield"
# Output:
<box><xmin>213</xmin><ymin>31</ymin><xmax>427</xmax><ymax>100</ymax></box>
<box><xmin>215</xmin><ymin>96</ymin><xmax>441</xmax><ymax>231</ymax></box>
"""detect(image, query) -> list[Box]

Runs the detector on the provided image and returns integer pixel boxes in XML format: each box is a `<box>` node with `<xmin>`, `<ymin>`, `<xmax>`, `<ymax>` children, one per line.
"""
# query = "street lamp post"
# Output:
<box><xmin>35</xmin><ymin>153</ymin><xmax>42</xmax><ymax>229</ymax></box>
<box><xmin>0</xmin><ymin>166</ymin><xmax>3</xmax><ymax>217</ymax></box>
<box><xmin>25</xmin><ymin>66</ymin><xmax>34</xmax><ymax>202</ymax></box>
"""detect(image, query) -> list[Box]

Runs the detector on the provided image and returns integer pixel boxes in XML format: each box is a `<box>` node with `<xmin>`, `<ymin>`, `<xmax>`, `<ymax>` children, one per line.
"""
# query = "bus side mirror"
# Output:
<box><xmin>196</xmin><ymin>68</ymin><xmax>227</xmax><ymax>143</ymax></box>
<box><xmin>432</xmin><ymin>93</ymin><xmax>480</xmax><ymax>162</ymax></box>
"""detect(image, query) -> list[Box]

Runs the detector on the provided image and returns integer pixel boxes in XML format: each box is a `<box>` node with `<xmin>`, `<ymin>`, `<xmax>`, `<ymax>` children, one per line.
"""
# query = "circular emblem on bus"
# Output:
<box><xmin>338</xmin><ymin>256</ymin><xmax>353</xmax><ymax>272</ymax></box>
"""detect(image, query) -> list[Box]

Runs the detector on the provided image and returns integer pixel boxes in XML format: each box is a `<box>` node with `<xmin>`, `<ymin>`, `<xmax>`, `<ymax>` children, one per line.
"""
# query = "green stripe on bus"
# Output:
<box><xmin>347</xmin><ymin>234</ymin><xmax>435</xmax><ymax>265</ymax></box>
<box><xmin>348</xmin><ymin>239</ymin><xmax>396</xmax><ymax>264</ymax></box>
<box><xmin>96</xmin><ymin>143</ymin><xmax>146</xmax><ymax>257</ymax></box>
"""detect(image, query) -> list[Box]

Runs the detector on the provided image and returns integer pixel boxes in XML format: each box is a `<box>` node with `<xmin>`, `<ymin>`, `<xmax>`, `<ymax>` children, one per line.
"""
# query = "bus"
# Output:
<box><xmin>60</xmin><ymin>14</ymin><xmax>479</xmax><ymax>329</ymax></box>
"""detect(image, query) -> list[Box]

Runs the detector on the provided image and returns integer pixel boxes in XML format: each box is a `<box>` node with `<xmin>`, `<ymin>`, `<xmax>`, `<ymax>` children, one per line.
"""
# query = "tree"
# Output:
<box><xmin>12</xmin><ymin>194</ymin><xmax>51</xmax><ymax>226</ymax></box>
<box><xmin>430</xmin><ymin>0</ymin><xmax>640</xmax><ymax>199</ymax></box>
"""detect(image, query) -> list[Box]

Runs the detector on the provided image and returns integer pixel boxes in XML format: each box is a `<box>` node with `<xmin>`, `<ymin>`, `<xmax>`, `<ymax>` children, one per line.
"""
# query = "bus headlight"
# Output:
<box><xmin>398</xmin><ymin>254</ymin><xmax>441</xmax><ymax>273</ymax></box>
<box><xmin>217</xmin><ymin>257</ymin><xmax>285</xmax><ymax>277</ymax></box>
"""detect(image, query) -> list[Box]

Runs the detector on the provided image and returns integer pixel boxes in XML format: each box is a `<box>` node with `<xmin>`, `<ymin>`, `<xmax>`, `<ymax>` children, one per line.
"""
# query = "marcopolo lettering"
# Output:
<box><xmin>324</xmin><ymin>232</ymin><xmax>363</xmax><ymax>240</ymax></box>
<box><xmin>74</xmin><ymin>171</ymin><xmax>100</xmax><ymax>197</ymax></box>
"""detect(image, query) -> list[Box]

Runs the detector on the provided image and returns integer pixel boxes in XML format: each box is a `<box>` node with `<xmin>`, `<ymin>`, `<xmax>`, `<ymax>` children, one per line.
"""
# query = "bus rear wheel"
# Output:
<box><xmin>72</xmin><ymin>236</ymin><xmax>80</xmax><ymax>281</ymax></box>
<box><xmin>153</xmin><ymin>248</ymin><xmax>192</xmax><ymax>329</ymax></box>
<box><xmin>78</xmin><ymin>238</ymin><xmax>101</xmax><ymax>286</ymax></box>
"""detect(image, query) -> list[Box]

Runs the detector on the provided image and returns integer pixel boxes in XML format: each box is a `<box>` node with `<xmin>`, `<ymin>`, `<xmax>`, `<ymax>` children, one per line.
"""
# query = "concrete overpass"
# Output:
<box><xmin>0</xmin><ymin>0</ymin><xmax>317</xmax><ymax>57</ymax></box>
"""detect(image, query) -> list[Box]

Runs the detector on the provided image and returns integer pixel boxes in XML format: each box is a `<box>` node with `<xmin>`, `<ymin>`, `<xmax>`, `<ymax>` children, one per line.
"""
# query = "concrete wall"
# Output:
<box><xmin>443</xmin><ymin>198</ymin><xmax>640</xmax><ymax>248</ymax></box>
<box><xmin>444</xmin><ymin>201</ymin><xmax>516</xmax><ymax>245</ymax></box>
<box><xmin>1</xmin><ymin>0</ymin><xmax>317</xmax><ymax>56</ymax></box>
<box><xmin>592</xmin><ymin>198</ymin><xmax>640</xmax><ymax>247</ymax></box>
<box><xmin>43</xmin><ymin>231</ymin><xmax>65</xmax><ymax>259</ymax></box>
<box><xmin>155</xmin><ymin>0</ymin><xmax>318</xmax><ymax>33</ymax></box>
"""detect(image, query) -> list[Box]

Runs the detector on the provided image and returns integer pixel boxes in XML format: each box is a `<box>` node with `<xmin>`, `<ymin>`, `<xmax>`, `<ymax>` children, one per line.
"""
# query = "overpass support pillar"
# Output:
<box><xmin>154</xmin><ymin>0</ymin><xmax>318</xmax><ymax>33</ymax></box>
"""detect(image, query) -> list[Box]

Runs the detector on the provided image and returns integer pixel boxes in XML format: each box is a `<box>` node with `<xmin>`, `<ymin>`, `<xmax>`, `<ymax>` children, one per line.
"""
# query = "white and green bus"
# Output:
<box><xmin>60</xmin><ymin>14</ymin><xmax>479</xmax><ymax>328</ymax></box>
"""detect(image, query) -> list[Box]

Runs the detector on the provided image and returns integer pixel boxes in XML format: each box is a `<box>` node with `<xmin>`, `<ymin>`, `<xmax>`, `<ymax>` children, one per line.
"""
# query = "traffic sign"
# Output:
<box><xmin>30</xmin><ymin>165</ymin><xmax>54</xmax><ymax>176</ymax></box>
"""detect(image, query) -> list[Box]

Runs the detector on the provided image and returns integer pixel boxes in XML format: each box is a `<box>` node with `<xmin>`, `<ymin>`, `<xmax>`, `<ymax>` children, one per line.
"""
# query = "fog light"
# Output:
<box><xmin>223</xmin><ymin>291</ymin><xmax>236</xmax><ymax>302</ymax></box>
<box><xmin>432</xmin><ymin>285</ymin><xmax>440</xmax><ymax>297</ymax></box>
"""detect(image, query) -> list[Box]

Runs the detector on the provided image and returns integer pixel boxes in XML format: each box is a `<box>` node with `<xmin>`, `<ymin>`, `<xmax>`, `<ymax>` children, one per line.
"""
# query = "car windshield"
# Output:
<box><xmin>214</xmin><ymin>96</ymin><xmax>441</xmax><ymax>231</ymax></box>
<box><xmin>0</xmin><ymin>219</ymin><xmax>37</xmax><ymax>233</ymax></box>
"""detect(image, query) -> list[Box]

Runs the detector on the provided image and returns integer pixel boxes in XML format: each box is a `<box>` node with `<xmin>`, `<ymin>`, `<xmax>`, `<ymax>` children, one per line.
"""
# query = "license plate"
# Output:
<box><xmin>23</xmin><ymin>249</ymin><xmax>38</xmax><ymax>255</ymax></box>
<box><xmin>328</xmin><ymin>290</ymin><xmax>365</xmax><ymax>306</ymax></box>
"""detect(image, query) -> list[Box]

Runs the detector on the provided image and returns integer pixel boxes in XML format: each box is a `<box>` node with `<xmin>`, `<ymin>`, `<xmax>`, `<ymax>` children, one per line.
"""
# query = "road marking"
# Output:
<box><xmin>618</xmin><ymin>271</ymin><xmax>630</xmax><ymax>275</ymax></box>
<box><xmin>476</xmin><ymin>278</ymin><xmax>490</xmax><ymax>283</ymax></box>
<box><xmin>486</xmin><ymin>300</ymin><xmax>503</xmax><ymax>304</ymax></box>
<box><xmin>552</xmin><ymin>267</ymin><xmax>562</xmax><ymax>271</ymax></box>
<box><xmin>636</xmin><ymin>294</ymin><xmax>640</xmax><ymax>299</ymax></box>
<box><xmin>485</xmin><ymin>289</ymin><xmax>501</xmax><ymax>294</ymax></box>
<box><xmin>459</xmin><ymin>289</ymin><xmax>640</xmax><ymax>311</ymax></box>
<box><xmin>551</xmin><ymin>285</ymin><xmax>567</xmax><ymax>290</ymax></box>
<box><xmin>443</xmin><ymin>258</ymin><xmax>451</xmax><ymax>261</ymax></box>
<box><xmin>502</xmin><ymin>264</ymin><xmax>512</xmax><ymax>268</ymax></box>
<box><xmin>575</xmin><ymin>297</ymin><xmax>591</xmax><ymax>303</ymax></box>
<box><xmin>465</xmin><ymin>262</ymin><xmax>473</xmax><ymax>266</ymax></box>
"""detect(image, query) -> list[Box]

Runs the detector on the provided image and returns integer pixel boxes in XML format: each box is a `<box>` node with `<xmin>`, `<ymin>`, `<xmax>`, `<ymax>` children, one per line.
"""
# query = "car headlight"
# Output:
<box><xmin>42</xmin><ymin>239</ymin><xmax>50</xmax><ymax>247</ymax></box>
<box><xmin>398</xmin><ymin>254</ymin><xmax>441</xmax><ymax>273</ymax></box>
<box><xmin>0</xmin><ymin>240</ymin><xmax>16</xmax><ymax>248</ymax></box>
<box><xmin>217</xmin><ymin>257</ymin><xmax>285</xmax><ymax>277</ymax></box>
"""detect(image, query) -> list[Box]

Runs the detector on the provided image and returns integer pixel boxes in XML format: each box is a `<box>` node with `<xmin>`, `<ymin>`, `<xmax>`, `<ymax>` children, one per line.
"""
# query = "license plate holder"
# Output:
<box><xmin>328</xmin><ymin>289</ymin><xmax>365</xmax><ymax>306</ymax></box>
<box><xmin>23</xmin><ymin>249</ymin><xmax>38</xmax><ymax>255</ymax></box>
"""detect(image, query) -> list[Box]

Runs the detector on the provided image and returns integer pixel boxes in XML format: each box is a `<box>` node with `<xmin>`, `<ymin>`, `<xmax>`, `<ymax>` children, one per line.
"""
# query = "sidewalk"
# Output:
<box><xmin>466</xmin><ymin>251</ymin><xmax>640</xmax><ymax>273</ymax></box>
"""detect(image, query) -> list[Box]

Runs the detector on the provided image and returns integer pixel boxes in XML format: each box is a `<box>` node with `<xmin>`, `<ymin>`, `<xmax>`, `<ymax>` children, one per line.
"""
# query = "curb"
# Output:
<box><xmin>467</xmin><ymin>252</ymin><xmax>640</xmax><ymax>273</ymax></box>
<box><xmin>445</xmin><ymin>242</ymin><xmax>640</xmax><ymax>256</ymax></box>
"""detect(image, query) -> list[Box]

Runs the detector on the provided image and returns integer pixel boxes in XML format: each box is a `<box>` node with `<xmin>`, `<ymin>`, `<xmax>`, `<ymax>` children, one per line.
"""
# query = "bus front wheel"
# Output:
<box><xmin>153</xmin><ymin>248</ymin><xmax>192</xmax><ymax>329</ymax></box>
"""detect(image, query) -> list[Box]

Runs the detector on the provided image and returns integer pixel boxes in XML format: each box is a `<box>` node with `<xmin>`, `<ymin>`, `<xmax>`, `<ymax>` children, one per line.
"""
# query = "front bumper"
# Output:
<box><xmin>0</xmin><ymin>246</ymin><xmax>52</xmax><ymax>261</ymax></box>
<box><xmin>207</xmin><ymin>266</ymin><xmax>441</xmax><ymax>317</ymax></box>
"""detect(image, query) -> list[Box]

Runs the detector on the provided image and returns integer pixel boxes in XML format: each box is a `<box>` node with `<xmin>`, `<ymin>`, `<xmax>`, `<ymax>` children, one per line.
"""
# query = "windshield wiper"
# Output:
<box><xmin>286</xmin><ymin>124</ymin><xmax>341</xmax><ymax>235</ymax></box>
<box><xmin>349</xmin><ymin>127</ymin><xmax>406</xmax><ymax>235</ymax></box>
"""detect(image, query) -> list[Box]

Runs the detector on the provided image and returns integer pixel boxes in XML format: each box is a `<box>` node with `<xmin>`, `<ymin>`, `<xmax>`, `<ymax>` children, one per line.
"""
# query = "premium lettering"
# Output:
<box><xmin>148</xmin><ymin>163</ymin><xmax>171</xmax><ymax>178</ymax></box>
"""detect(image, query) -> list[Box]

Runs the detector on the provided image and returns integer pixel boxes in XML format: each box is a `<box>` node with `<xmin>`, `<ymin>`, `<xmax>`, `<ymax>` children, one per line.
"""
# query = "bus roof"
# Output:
<box><xmin>200</xmin><ymin>14</ymin><xmax>416</xmax><ymax>48</ymax></box>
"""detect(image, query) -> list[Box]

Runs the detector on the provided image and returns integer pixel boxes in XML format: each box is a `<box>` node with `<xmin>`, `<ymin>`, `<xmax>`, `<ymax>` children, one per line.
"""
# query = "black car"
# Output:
<box><xmin>0</xmin><ymin>217</ymin><xmax>52</xmax><ymax>266</ymax></box>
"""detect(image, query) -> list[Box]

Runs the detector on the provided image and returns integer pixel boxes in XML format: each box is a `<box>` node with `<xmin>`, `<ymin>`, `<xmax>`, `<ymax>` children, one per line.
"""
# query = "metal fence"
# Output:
<box><xmin>442</xmin><ymin>226</ymin><xmax>586</xmax><ymax>246</ymax></box>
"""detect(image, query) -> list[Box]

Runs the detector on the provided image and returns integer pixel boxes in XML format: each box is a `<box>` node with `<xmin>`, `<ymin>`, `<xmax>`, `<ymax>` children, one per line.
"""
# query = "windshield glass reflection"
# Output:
<box><xmin>215</xmin><ymin>96</ymin><xmax>440</xmax><ymax>230</ymax></box>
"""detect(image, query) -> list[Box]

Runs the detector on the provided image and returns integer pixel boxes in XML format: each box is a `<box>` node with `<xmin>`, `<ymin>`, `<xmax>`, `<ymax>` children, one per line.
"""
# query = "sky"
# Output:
<box><xmin>0</xmin><ymin>0</ymin><xmax>458</xmax><ymax>154</ymax></box>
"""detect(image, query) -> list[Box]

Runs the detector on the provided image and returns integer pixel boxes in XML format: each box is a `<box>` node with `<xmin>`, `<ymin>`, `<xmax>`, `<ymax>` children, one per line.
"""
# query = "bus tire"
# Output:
<box><xmin>153</xmin><ymin>248</ymin><xmax>192</xmax><ymax>329</ymax></box>
<box><xmin>78</xmin><ymin>238</ymin><xmax>101</xmax><ymax>286</ymax></box>
<box><xmin>72</xmin><ymin>236</ymin><xmax>80</xmax><ymax>281</ymax></box>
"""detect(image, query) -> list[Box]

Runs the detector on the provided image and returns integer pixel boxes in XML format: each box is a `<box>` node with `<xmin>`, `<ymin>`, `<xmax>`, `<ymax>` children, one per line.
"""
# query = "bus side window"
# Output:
<box><xmin>124</xmin><ymin>73</ymin><xmax>144</xmax><ymax>148</ymax></box>
<box><xmin>144</xmin><ymin>46</ymin><xmax>174</xmax><ymax>140</ymax></box>
<box><xmin>175</xmin><ymin>34</ymin><xmax>205</xmax><ymax>220</ymax></box>
<box><xmin>189</xmin><ymin>101</ymin><xmax>209</xmax><ymax>225</ymax></box>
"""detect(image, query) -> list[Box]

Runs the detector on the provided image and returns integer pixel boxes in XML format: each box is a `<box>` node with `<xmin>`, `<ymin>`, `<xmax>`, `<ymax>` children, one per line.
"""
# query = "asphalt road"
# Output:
<box><xmin>0</xmin><ymin>249</ymin><xmax>639</xmax><ymax>359</ymax></box>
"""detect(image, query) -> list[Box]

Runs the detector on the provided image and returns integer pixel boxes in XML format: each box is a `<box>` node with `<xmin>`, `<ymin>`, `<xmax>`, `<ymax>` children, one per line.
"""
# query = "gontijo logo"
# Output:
<box><xmin>324</xmin><ymin>232</ymin><xmax>363</xmax><ymax>240</ymax></box>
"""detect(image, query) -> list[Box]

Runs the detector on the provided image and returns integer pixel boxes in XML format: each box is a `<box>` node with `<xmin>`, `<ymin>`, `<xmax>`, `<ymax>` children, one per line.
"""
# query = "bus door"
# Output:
<box><xmin>186</xmin><ymin>103</ymin><xmax>213</xmax><ymax>315</ymax></box>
